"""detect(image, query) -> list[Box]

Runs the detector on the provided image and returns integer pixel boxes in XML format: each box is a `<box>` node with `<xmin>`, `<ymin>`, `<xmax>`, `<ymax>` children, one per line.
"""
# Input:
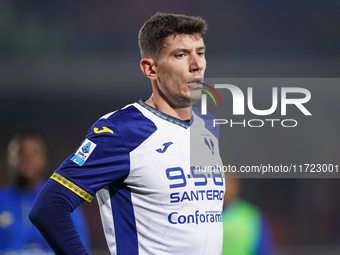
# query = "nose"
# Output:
<box><xmin>189</xmin><ymin>54</ymin><xmax>204</xmax><ymax>73</ymax></box>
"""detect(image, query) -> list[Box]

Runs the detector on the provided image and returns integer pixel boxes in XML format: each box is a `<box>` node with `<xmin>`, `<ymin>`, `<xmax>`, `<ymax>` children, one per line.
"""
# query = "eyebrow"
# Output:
<box><xmin>170</xmin><ymin>46</ymin><xmax>206</xmax><ymax>55</ymax></box>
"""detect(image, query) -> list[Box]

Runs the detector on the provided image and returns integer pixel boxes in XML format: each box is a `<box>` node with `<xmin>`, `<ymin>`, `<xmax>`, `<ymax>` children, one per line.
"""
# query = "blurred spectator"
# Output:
<box><xmin>222</xmin><ymin>177</ymin><xmax>274</xmax><ymax>255</ymax></box>
<box><xmin>0</xmin><ymin>127</ymin><xmax>90</xmax><ymax>254</ymax></box>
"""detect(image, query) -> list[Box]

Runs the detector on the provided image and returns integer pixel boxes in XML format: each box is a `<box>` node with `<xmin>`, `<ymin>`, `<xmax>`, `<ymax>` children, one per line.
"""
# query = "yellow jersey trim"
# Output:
<box><xmin>50</xmin><ymin>173</ymin><xmax>93</xmax><ymax>203</ymax></box>
<box><xmin>138</xmin><ymin>99</ymin><xmax>193</xmax><ymax>129</ymax></box>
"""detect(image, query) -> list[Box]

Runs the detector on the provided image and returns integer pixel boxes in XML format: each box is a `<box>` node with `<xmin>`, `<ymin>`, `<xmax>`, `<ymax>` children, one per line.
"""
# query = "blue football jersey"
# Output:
<box><xmin>0</xmin><ymin>182</ymin><xmax>90</xmax><ymax>254</ymax></box>
<box><xmin>52</xmin><ymin>99</ymin><xmax>224</xmax><ymax>255</ymax></box>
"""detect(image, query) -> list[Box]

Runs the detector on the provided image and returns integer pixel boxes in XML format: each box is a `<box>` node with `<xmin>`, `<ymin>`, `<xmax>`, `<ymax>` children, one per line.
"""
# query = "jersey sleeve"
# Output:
<box><xmin>53</xmin><ymin>117</ymin><xmax>130</xmax><ymax>202</ymax></box>
<box><xmin>29</xmin><ymin>179</ymin><xmax>89</xmax><ymax>255</ymax></box>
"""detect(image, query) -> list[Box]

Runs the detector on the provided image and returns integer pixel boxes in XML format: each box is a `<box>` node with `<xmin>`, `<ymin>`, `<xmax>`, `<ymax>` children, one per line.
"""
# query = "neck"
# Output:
<box><xmin>144</xmin><ymin>95</ymin><xmax>192</xmax><ymax>120</ymax></box>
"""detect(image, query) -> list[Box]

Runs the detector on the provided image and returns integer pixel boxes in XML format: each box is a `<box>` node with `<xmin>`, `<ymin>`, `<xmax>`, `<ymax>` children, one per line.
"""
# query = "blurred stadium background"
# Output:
<box><xmin>0</xmin><ymin>0</ymin><xmax>339</xmax><ymax>254</ymax></box>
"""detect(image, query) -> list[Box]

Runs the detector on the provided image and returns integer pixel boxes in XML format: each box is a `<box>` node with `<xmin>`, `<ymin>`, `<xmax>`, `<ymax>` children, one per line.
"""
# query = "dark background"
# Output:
<box><xmin>0</xmin><ymin>0</ymin><xmax>339</xmax><ymax>254</ymax></box>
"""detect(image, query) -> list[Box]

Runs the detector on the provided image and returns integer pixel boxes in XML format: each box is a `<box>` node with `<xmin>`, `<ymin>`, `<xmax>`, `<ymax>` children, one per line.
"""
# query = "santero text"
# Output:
<box><xmin>170</xmin><ymin>190</ymin><xmax>224</xmax><ymax>203</ymax></box>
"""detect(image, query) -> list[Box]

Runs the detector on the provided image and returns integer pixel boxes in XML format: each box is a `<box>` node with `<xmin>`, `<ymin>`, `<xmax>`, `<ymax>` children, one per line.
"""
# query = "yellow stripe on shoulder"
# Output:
<box><xmin>50</xmin><ymin>173</ymin><xmax>93</xmax><ymax>203</ymax></box>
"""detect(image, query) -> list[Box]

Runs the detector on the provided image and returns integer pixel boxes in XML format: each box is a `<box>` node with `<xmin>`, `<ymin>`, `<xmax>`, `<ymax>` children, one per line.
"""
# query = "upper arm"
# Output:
<box><xmin>53</xmin><ymin>118</ymin><xmax>131</xmax><ymax>201</ymax></box>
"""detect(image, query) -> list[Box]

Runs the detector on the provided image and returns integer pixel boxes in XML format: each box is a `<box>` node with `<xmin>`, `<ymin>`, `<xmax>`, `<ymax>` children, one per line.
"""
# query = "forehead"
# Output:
<box><xmin>13</xmin><ymin>137</ymin><xmax>45</xmax><ymax>151</ymax></box>
<box><xmin>161</xmin><ymin>33</ymin><xmax>205</xmax><ymax>53</ymax></box>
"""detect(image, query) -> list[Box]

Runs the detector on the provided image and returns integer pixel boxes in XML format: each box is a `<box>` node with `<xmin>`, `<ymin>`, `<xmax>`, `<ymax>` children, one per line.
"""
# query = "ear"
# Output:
<box><xmin>140</xmin><ymin>58</ymin><xmax>157</xmax><ymax>80</ymax></box>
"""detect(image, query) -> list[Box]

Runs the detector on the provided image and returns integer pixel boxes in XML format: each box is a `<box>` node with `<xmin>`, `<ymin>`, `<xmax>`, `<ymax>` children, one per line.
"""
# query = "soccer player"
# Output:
<box><xmin>0</xmin><ymin>128</ymin><xmax>90</xmax><ymax>254</ymax></box>
<box><xmin>29</xmin><ymin>12</ymin><xmax>225</xmax><ymax>255</ymax></box>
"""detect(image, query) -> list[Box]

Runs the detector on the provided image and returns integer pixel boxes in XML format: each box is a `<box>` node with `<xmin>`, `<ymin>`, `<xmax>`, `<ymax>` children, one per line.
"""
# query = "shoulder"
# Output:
<box><xmin>0</xmin><ymin>186</ymin><xmax>12</xmax><ymax>196</ymax></box>
<box><xmin>105</xmin><ymin>103</ymin><xmax>156</xmax><ymax>127</ymax></box>
<box><xmin>0</xmin><ymin>186</ymin><xmax>15</xmax><ymax>207</ymax></box>
<box><xmin>87</xmin><ymin>102</ymin><xmax>158</xmax><ymax>152</ymax></box>
<box><xmin>192</xmin><ymin>106</ymin><xmax>216</xmax><ymax>120</ymax></box>
<box><xmin>192</xmin><ymin>107</ymin><xmax>220</xmax><ymax>140</ymax></box>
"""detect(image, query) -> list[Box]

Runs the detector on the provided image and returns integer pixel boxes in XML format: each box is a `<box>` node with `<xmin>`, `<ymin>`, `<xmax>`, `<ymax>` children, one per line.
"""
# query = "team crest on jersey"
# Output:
<box><xmin>204</xmin><ymin>138</ymin><xmax>214</xmax><ymax>155</ymax></box>
<box><xmin>71</xmin><ymin>139</ymin><xmax>97</xmax><ymax>166</ymax></box>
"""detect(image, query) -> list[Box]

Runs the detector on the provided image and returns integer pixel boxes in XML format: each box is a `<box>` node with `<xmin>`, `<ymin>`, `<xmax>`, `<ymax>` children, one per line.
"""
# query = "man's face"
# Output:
<box><xmin>8</xmin><ymin>137</ymin><xmax>46</xmax><ymax>183</ymax></box>
<box><xmin>154</xmin><ymin>33</ymin><xmax>206</xmax><ymax>108</ymax></box>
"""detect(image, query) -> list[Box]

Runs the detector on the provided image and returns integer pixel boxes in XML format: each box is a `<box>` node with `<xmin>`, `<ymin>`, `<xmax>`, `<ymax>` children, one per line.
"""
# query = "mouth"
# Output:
<box><xmin>188</xmin><ymin>78</ymin><xmax>203</xmax><ymax>88</ymax></box>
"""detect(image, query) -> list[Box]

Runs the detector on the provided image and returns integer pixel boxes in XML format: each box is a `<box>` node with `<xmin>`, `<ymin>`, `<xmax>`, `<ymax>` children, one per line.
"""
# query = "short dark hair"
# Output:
<box><xmin>138</xmin><ymin>12</ymin><xmax>208</xmax><ymax>59</ymax></box>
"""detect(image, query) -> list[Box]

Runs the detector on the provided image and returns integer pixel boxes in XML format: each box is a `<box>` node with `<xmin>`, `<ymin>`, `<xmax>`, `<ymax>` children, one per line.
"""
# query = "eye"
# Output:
<box><xmin>197</xmin><ymin>51</ymin><xmax>205</xmax><ymax>57</ymax></box>
<box><xmin>174</xmin><ymin>51</ymin><xmax>189</xmax><ymax>58</ymax></box>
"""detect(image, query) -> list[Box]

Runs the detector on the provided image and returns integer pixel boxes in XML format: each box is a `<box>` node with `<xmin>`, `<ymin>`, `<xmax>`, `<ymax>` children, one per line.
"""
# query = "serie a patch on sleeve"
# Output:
<box><xmin>71</xmin><ymin>139</ymin><xmax>97</xmax><ymax>166</ymax></box>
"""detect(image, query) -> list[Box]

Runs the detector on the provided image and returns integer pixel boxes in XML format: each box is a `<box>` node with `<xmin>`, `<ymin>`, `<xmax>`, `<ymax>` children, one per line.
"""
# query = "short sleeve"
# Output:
<box><xmin>53</xmin><ymin>117</ymin><xmax>130</xmax><ymax>202</ymax></box>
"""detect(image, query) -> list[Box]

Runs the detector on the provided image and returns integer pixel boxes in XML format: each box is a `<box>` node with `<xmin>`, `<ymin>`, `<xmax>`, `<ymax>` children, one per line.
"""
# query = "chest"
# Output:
<box><xmin>125</xmin><ymin>125</ymin><xmax>224</xmax><ymax>200</ymax></box>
